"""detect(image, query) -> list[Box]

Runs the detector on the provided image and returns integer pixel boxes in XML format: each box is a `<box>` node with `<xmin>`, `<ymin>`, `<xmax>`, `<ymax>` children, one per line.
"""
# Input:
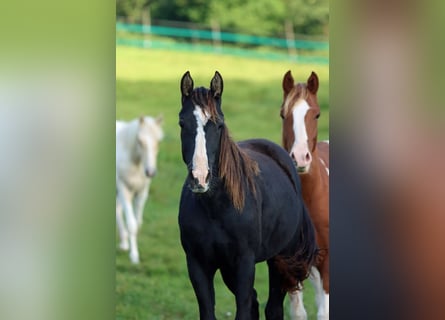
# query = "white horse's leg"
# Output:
<box><xmin>134</xmin><ymin>182</ymin><xmax>150</xmax><ymax>228</ymax></box>
<box><xmin>117</xmin><ymin>184</ymin><xmax>139</xmax><ymax>264</ymax></box>
<box><xmin>289</xmin><ymin>289</ymin><xmax>307</xmax><ymax>320</ymax></box>
<box><xmin>116</xmin><ymin>196</ymin><xmax>129</xmax><ymax>251</ymax></box>
<box><xmin>309</xmin><ymin>267</ymin><xmax>329</xmax><ymax>320</ymax></box>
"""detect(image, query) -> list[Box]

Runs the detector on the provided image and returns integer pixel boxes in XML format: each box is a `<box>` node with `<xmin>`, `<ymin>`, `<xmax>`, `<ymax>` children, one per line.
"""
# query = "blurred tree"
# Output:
<box><xmin>116</xmin><ymin>0</ymin><xmax>144</xmax><ymax>22</ymax></box>
<box><xmin>150</xmin><ymin>0</ymin><xmax>211</xmax><ymax>23</ymax></box>
<box><xmin>208</xmin><ymin>0</ymin><xmax>285</xmax><ymax>36</ymax></box>
<box><xmin>283</xmin><ymin>0</ymin><xmax>329</xmax><ymax>36</ymax></box>
<box><xmin>116</xmin><ymin>0</ymin><xmax>329</xmax><ymax>37</ymax></box>
<box><xmin>209</xmin><ymin>0</ymin><xmax>328</xmax><ymax>37</ymax></box>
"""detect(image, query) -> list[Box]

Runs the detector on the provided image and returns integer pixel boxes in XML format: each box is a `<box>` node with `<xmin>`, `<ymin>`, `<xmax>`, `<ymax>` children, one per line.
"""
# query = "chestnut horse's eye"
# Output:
<box><xmin>315</xmin><ymin>114</ymin><xmax>320</xmax><ymax>120</ymax></box>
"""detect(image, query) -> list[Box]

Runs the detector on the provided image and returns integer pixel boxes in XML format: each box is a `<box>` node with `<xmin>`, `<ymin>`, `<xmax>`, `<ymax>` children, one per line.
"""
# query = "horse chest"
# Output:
<box><xmin>118</xmin><ymin>164</ymin><xmax>148</xmax><ymax>192</ymax></box>
<box><xmin>180</xmin><ymin>206</ymin><xmax>257</xmax><ymax>261</ymax></box>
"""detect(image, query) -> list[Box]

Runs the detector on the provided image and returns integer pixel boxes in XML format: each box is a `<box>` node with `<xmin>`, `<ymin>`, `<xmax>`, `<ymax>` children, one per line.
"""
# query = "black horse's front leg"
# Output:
<box><xmin>234</xmin><ymin>253</ymin><xmax>258</xmax><ymax>320</ymax></box>
<box><xmin>265</xmin><ymin>258</ymin><xmax>287</xmax><ymax>320</ymax></box>
<box><xmin>186</xmin><ymin>255</ymin><xmax>217</xmax><ymax>320</ymax></box>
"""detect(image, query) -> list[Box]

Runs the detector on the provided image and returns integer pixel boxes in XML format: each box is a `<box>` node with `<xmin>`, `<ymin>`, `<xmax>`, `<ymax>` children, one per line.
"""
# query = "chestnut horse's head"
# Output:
<box><xmin>280</xmin><ymin>70</ymin><xmax>320</xmax><ymax>174</ymax></box>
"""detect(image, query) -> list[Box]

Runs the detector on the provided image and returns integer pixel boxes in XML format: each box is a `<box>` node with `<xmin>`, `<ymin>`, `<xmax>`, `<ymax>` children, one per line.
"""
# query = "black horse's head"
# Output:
<box><xmin>179</xmin><ymin>71</ymin><xmax>224</xmax><ymax>193</ymax></box>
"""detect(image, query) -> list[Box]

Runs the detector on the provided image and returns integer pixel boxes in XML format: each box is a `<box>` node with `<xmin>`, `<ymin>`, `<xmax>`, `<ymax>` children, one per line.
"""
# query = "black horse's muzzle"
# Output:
<box><xmin>188</xmin><ymin>171</ymin><xmax>210</xmax><ymax>193</ymax></box>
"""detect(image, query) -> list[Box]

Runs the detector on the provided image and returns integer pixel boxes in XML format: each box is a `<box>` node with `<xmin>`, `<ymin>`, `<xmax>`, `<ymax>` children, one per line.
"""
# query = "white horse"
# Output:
<box><xmin>116</xmin><ymin>115</ymin><xmax>163</xmax><ymax>264</ymax></box>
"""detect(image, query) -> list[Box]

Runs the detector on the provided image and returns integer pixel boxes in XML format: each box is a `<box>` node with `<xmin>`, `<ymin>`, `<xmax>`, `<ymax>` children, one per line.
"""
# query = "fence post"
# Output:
<box><xmin>142</xmin><ymin>6</ymin><xmax>151</xmax><ymax>48</ymax></box>
<box><xmin>285</xmin><ymin>20</ymin><xmax>297</xmax><ymax>61</ymax></box>
<box><xmin>211</xmin><ymin>20</ymin><xmax>222</xmax><ymax>53</ymax></box>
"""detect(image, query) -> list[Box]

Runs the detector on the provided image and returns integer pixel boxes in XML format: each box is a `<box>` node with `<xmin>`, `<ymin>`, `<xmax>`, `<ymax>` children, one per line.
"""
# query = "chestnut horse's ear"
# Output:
<box><xmin>282</xmin><ymin>70</ymin><xmax>294</xmax><ymax>96</ymax></box>
<box><xmin>210</xmin><ymin>71</ymin><xmax>223</xmax><ymax>99</ymax></box>
<box><xmin>181</xmin><ymin>71</ymin><xmax>194</xmax><ymax>97</ymax></box>
<box><xmin>307</xmin><ymin>71</ymin><xmax>319</xmax><ymax>94</ymax></box>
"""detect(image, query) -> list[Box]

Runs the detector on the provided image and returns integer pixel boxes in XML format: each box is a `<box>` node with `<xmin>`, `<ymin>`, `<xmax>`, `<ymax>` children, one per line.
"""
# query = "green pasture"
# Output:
<box><xmin>116</xmin><ymin>46</ymin><xmax>329</xmax><ymax>319</ymax></box>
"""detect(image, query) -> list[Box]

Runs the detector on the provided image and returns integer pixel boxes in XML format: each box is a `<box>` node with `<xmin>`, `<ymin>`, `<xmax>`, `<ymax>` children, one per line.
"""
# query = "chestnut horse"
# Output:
<box><xmin>178</xmin><ymin>71</ymin><xmax>318</xmax><ymax>319</ymax></box>
<box><xmin>280</xmin><ymin>70</ymin><xmax>329</xmax><ymax>320</ymax></box>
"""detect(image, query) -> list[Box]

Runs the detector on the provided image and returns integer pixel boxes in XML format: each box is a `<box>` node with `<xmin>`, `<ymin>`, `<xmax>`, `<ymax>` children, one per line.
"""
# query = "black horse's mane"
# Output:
<box><xmin>219</xmin><ymin>125</ymin><xmax>259</xmax><ymax>211</ymax></box>
<box><xmin>192</xmin><ymin>87</ymin><xmax>259</xmax><ymax>211</ymax></box>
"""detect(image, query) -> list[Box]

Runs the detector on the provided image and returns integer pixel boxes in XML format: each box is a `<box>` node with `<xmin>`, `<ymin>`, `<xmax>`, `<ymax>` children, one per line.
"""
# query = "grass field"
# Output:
<box><xmin>116</xmin><ymin>46</ymin><xmax>329</xmax><ymax>319</ymax></box>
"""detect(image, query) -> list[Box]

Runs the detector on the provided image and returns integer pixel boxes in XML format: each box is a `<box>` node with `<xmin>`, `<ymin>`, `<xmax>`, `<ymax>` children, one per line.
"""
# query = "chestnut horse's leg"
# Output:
<box><xmin>265</xmin><ymin>259</ymin><xmax>287</xmax><ymax>320</ymax></box>
<box><xmin>310</xmin><ymin>266</ymin><xmax>329</xmax><ymax>320</ymax></box>
<box><xmin>186</xmin><ymin>255</ymin><xmax>217</xmax><ymax>320</ymax></box>
<box><xmin>289</xmin><ymin>290</ymin><xmax>307</xmax><ymax>320</ymax></box>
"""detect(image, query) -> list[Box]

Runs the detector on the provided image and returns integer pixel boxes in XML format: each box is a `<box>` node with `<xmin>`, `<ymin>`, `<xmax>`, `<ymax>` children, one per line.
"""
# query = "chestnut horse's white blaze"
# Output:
<box><xmin>291</xmin><ymin>99</ymin><xmax>312</xmax><ymax>172</ymax></box>
<box><xmin>192</xmin><ymin>106</ymin><xmax>210</xmax><ymax>191</ymax></box>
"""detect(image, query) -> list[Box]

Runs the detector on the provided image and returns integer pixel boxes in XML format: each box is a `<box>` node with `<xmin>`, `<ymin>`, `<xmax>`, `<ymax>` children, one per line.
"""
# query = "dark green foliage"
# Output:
<box><xmin>117</xmin><ymin>0</ymin><xmax>329</xmax><ymax>37</ymax></box>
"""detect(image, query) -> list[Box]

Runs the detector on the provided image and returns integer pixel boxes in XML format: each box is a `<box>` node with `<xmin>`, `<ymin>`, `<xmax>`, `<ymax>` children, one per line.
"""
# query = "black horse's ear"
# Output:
<box><xmin>307</xmin><ymin>71</ymin><xmax>319</xmax><ymax>94</ymax></box>
<box><xmin>181</xmin><ymin>71</ymin><xmax>194</xmax><ymax>97</ymax></box>
<box><xmin>282</xmin><ymin>70</ymin><xmax>294</xmax><ymax>96</ymax></box>
<box><xmin>210</xmin><ymin>71</ymin><xmax>223</xmax><ymax>98</ymax></box>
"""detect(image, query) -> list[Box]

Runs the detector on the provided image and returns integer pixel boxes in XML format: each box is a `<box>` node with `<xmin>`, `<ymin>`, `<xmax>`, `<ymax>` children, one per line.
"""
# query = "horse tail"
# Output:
<box><xmin>274</xmin><ymin>204</ymin><xmax>319</xmax><ymax>293</ymax></box>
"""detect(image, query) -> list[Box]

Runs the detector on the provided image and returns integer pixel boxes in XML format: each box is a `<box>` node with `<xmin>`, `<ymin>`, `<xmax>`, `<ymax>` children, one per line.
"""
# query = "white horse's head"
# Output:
<box><xmin>136</xmin><ymin>115</ymin><xmax>164</xmax><ymax>178</ymax></box>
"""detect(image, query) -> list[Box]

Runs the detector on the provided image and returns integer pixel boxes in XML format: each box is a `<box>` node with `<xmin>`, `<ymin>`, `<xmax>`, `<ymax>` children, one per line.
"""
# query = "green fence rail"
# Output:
<box><xmin>116</xmin><ymin>22</ymin><xmax>329</xmax><ymax>64</ymax></box>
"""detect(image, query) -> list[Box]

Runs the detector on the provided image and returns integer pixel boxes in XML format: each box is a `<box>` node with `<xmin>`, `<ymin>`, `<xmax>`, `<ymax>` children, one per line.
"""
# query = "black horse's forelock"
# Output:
<box><xmin>191</xmin><ymin>87</ymin><xmax>222</xmax><ymax>123</ymax></box>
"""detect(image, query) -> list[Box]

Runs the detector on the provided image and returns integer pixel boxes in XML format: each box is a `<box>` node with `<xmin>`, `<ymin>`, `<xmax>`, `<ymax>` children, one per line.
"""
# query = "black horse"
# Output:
<box><xmin>178</xmin><ymin>71</ymin><xmax>318</xmax><ymax>320</ymax></box>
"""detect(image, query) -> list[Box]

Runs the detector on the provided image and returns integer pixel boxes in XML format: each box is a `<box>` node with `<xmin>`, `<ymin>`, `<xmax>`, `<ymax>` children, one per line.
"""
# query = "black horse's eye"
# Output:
<box><xmin>315</xmin><ymin>114</ymin><xmax>320</xmax><ymax>120</ymax></box>
<box><xmin>179</xmin><ymin>119</ymin><xmax>185</xmax><ymax>127</ymax></box>
<box><xmin>216</xmin><ymin>121</ymin><xmax>224</xmax><ymax>129</ymax></box>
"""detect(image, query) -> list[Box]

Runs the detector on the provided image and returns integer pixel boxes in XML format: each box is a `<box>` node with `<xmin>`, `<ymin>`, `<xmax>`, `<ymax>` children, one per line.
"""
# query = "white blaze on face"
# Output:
<box><xmin>145</xmin><ymin>137</ymin><xmax>157</xmax><ymax>176</ymax></box>
<box><xmin>138</xmin><ymin>118</ymin><xmax>162</xmax><ymax>177</ymax></box>
<box><xmin>290</xmin><ymin>99</ymin><xmax>312</xmax><ymax>171</ymax></box>
<box><xmin>145</xmin><ymin>121</ymin><xmax>163</xmax><ymax>176</ymax></box>
<box><xmin>192</xmin><ymin>106</ymin><xmax>210</xmax><ymax>188</ymax></box>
